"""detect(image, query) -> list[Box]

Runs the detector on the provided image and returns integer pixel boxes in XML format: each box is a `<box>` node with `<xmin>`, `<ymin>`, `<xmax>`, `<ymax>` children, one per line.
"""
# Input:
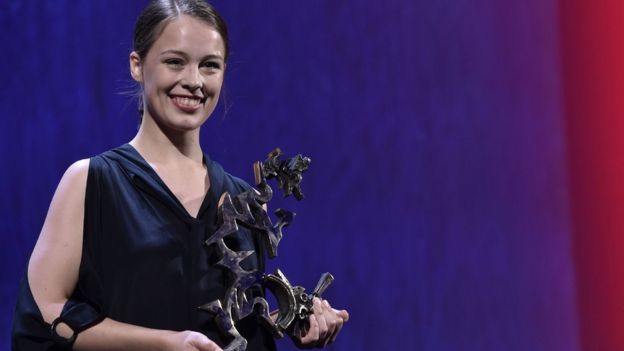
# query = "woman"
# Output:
<box><xmin>12</xmin><ymin>1</ymin><xmax>348</xmax><ymax>350</ymax></box>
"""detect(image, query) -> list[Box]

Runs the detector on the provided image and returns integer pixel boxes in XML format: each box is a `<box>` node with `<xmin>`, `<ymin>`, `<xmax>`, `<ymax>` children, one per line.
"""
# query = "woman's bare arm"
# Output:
<box><xmin>27</xmin><ymin>160</ymin><xmax>221</xmax><ymax>351</ymax></box>
<box><xmin>28</xmin><ymin>159</ymin><xmax>89</xmax><ymax>324</ymax></box>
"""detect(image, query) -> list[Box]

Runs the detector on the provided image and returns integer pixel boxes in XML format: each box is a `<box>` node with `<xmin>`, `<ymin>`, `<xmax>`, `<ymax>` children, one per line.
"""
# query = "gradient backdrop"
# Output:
<box><xmin>1</xmin><ymin>1</ymin><xmax>621</xmax><ymax>350</ymax></box>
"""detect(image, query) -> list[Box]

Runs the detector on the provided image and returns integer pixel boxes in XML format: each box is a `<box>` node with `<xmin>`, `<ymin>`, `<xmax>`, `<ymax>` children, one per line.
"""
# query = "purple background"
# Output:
<box><xmin>0</xmin><ymin>1</ymin><xmax>579</xmax><ymax>350</ymax></box>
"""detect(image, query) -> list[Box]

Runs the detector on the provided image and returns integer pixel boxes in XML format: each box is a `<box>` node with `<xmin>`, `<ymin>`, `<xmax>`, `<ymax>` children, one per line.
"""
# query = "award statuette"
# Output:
<box><xmin>199</xmin><ymin>149</ymin><xmax>334</xmax><ymax>351</ymax></box>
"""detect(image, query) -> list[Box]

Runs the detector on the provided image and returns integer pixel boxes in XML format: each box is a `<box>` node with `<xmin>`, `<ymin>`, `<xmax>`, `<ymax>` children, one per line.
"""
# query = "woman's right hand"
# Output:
<box><xmin>164</xmin><ymin>331</ymin><xmax>223</xmax><ymax>351</ymax></box>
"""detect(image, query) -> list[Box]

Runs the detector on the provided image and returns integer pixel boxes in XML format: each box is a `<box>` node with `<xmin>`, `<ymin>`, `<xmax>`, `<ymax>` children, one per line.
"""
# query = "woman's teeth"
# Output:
<box><xmin>172</xmin><ymin>96</ymin><xmax>201</xmax><ymax>107</ymax></box>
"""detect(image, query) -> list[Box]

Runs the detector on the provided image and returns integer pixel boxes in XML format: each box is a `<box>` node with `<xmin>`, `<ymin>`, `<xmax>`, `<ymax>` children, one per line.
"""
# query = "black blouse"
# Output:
<box><xmin>12</xmin><ymin>144</ymin><xmax>276</xmax><ymax>350</ymax></box>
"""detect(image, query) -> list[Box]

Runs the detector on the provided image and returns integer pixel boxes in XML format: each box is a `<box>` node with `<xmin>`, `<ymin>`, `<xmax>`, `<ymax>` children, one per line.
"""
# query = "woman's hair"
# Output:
<box><xmin>133</xmin><ymin>0</ymin><xmax>229</xmax><ymax>60</ymax></box>
<box><xmin>132</xmin><ymin>0</ymin><xmax>229</xmax><ymax>121</ymax></box>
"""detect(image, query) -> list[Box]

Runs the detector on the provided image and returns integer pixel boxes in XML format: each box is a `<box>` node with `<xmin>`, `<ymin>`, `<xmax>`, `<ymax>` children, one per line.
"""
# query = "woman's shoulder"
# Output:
<box><xmin>60</xmin><ymin>158</ymin><xmax>91</xmax><ymax>185</ymax></box>
<box><xmin>58</xmin><ymin>151</ymin><xmax>118</xmax><ymax>199</ymax></box>
<box><xmin>88</xmin><ymin>144</ymin><xmax>133</xmax><ymax>164</ymax></box>
<box><xmin>207</xmin><ymin>156</ymin><xmax>254</xmax><ymax>195</ymax></box>
<box><xmin>67</xmin><ymin>158</ymin><xmax>90</xmax><ymax>172</ymax></box>
<box><xmin>86</xmin><ymin>144</ymin><xmax>148</xmax><ymax>174</ymax></box>
<box><xmin>226</xmin><ymin>173</ymin><xmax>253</xmax><ymax>193</ymax></box>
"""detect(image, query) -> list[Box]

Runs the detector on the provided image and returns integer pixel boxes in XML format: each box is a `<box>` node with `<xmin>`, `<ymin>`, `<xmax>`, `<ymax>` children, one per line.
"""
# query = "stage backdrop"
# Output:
<box><xmin>1</xmin><ymin>1</ymin><xmax>582</xmax><ymax>350</ymax></box>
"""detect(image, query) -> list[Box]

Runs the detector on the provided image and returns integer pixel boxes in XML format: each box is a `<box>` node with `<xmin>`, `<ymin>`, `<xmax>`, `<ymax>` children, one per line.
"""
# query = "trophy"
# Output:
<box><xmin>199</xmin><ymin>148</ymin><xmax>334</xmax><ymax>351</ymax></box>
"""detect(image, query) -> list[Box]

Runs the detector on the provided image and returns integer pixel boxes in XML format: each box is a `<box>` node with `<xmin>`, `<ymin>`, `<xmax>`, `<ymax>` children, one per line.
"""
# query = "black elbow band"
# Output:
<box><xmin>50</xmin><ymin>299</ymin><xmax>104</xmax><ymax>347</ymax></box>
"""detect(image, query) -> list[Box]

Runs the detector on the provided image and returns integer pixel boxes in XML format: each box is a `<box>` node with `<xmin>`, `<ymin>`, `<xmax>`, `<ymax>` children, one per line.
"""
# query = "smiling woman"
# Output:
<box><xmin>131</xmin><ymin>0</ymin><xmax>227</xmax><ymax>125</ymax></box>
<box><xmin>10</xmin><ymin>1</ymin><xmax>347</xmax><ymax>351</ymax></box>
<box><xmin>130</xmin><ymin>14</ymin><xmax>226</xmax><ymax>133</ymax></box>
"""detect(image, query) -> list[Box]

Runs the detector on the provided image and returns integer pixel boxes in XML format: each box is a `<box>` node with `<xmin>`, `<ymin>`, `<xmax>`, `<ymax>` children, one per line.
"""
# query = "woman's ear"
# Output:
<box><xmin>129</xmin><ymin>52</ymin><xmax>143</xmax><ymax>82</ymax></box>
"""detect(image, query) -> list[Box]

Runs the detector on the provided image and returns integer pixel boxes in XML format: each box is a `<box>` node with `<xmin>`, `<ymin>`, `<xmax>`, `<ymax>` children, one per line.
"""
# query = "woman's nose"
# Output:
<box><xmin>181</xmin><ymin>67</ymin><xmax>202</xmax><ymax>91</ymax></box>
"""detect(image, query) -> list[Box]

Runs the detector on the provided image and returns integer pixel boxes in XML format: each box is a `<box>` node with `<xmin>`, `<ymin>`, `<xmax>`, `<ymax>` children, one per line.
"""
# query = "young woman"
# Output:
<box><xmin>12</xmin><ymin>1</ymin><xmax>348</xmax><ymax>350</ymax></box>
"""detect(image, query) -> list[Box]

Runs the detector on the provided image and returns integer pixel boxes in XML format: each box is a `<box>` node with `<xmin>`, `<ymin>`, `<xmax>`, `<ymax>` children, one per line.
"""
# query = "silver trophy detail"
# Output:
<box><xmin>198</xmin><ymin>149</ymin><xmax>334</xmax><ymax>351</ymax></box>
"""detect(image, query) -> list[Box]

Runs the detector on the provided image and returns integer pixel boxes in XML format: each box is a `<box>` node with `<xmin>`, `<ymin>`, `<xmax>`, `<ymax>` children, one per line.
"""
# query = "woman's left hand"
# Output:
<box><xmin>293</xmin><ymin>297</ymin><xmax>349</xmax><ymax>349</ymax></box>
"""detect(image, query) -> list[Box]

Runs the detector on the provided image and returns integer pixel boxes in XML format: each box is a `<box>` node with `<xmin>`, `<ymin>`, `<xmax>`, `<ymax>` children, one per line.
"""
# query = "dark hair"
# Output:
<box><xmin>133</xmin><ymin>0</ymin><xmax>229</xmax><ymax>60</ymax></box>
<box><xmin>132</xmin><ymin>0</ymin><xmax>229</xmax><ymax>121</ymax></box>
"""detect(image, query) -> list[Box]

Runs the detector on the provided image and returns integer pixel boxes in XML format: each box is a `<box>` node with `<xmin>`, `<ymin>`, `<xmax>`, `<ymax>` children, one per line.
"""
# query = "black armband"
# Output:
<box><xmin>50</xmin><ymin>299</ymin><xmax>104</xmax><ymax>348</ymax></box>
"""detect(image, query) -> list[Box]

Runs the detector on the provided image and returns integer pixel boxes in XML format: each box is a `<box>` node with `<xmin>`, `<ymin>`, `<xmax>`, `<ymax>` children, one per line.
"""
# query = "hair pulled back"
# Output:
<box><xmin>133</xmin><ymin>0</ymin><xmax>229</xmax><ymax>61</ymax></box>
<box><xmin>132</xmin><ymin>0</ymin><xmax>228</xmax><ymax>120</ymax></box>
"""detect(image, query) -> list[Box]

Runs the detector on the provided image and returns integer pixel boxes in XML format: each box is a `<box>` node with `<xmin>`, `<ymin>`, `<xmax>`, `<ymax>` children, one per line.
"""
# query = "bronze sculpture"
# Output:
<box><xmin>199</xmin><ymin>149</ymin><xmax>333</xmax><ymax>351</ymax></box>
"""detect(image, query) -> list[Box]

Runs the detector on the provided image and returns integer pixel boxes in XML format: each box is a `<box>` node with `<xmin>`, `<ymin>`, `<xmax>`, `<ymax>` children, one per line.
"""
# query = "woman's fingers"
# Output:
<box><xmin>198</xmin><ymin>340</ymin><xmax>222</xmax><ymax>351</ymax></box>
<box><xmin>299</xmin><ymin>314</ymin><xmax>320</xmax><ymax>346</ymax></box>
<box><xmin>184</xmin><ymin>331</ymin><xmax>223</xmax><ymax>351</ymax></box>
<box><xmin>335</xmin><ymin>308</ymin><xmax>349</xmax><ymax>322</ymax></box>
<box><xmin>294</xmin><ymin>298</ymin><xmax>350</xmax><ymax>348</ymax></box>
<box><xmin>313</xmin><ymin>298</ymin><xmax>329</xmax><ymax>344</ymax></box>
<box><xmin>321</xmin><ymin>300</ymin><xmax>341</xmax><ymax>346</ymax></box>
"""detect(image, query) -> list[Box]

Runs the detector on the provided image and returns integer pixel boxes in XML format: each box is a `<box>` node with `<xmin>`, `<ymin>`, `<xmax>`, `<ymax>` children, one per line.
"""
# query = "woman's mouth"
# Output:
<box><xmin>170</xmin><ymin>95</ymin><xmax>203</xmax><ymax>112</ymax></box>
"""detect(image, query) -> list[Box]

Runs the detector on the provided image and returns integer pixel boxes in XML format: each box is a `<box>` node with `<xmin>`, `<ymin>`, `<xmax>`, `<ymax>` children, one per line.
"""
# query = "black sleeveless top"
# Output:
<box><xmin>12</xmin><ymin>144</ymin><xmax>277</xmax><ymax>350</ymax></box>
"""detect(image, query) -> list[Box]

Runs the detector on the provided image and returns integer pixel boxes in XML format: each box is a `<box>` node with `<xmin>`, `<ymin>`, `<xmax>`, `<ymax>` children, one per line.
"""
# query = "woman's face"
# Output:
<box><xmin>130</xmin><ymin>15</ymin><xmax>226</xmax><ymax>132</ymax></box>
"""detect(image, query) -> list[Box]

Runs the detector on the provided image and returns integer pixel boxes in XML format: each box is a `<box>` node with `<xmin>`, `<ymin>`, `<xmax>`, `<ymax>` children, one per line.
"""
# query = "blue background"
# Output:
<box><xmin>0</xmin><ymin>1</ymin><xmax>579</xmax><ymax>350</ymax></box>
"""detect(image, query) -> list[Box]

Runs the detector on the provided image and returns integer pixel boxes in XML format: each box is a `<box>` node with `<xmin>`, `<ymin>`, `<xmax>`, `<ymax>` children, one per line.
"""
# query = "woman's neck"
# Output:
<box><xmin>129</xmin><ymin>115</ymin><xmax>204</xmax><ymax>165</ymax></box>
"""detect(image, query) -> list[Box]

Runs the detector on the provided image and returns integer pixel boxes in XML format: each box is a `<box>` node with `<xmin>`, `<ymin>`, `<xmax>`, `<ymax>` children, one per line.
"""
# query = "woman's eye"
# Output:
<box><xmin>165</xmin><ymin>59</ymin><xmax>184</xmax><ymax>66</ymax></box>
<box><xmin>202</xmin><ymin>61</ymin><xmax>221</xmax><ymax>70</ymax></box>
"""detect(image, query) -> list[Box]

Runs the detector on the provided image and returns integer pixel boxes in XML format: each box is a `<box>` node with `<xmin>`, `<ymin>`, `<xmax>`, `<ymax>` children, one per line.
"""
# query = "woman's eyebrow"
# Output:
<box><xmin>160</xmin><ymin>49</ymin><xmax>223</xmax><ymax>61</ymax></box>
<box><xmin>160</xmin><ymin>49</ymin><xmax>189</xmax><ymax>57</ymax></box>
<box><xmin>202</xmin><ymin>54</ymin><xmax>224</xmax><ymax>61</ymax></box>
